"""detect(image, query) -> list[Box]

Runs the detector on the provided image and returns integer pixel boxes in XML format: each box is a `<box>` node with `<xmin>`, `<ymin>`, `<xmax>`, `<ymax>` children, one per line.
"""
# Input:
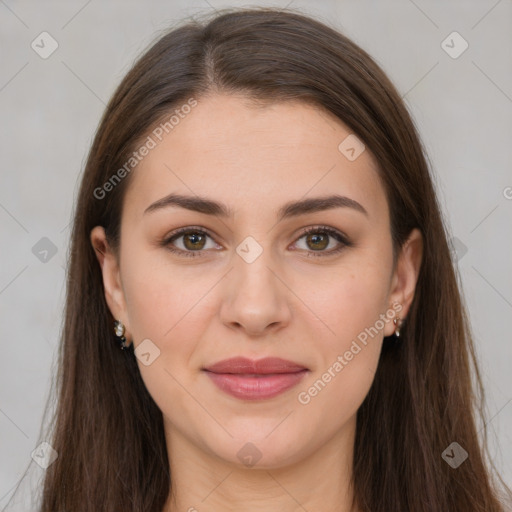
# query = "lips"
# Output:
<box><xmin>203</xmin><ymin>356</ymin><xmax>308</xmax><ymax>374</ymax></box>
<box><xmin>202</xmin><ymin>357</ymin><xmax>309</xmax><ymax>400</ymax></box>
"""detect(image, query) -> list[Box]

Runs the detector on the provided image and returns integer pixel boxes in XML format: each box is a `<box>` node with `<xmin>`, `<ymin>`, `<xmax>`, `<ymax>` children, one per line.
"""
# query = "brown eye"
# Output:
<box><xmin>182</xmin><ymin>232</ymin><xmax>207</xmax><ymax>251</ymax></box>
<box><xmin>293</xmin><ymin>226</ymin><xmax>351</xmax><ymax>257</ymax></box>
<box><xmin>305</xmin><ymin>232</ymin><xmax>329</xmax><ymax>251</ymax></box>
<box><xmin>162</xmin><ymin>227</ymin><xmax>220</xmax><ymax>258</ymax></box>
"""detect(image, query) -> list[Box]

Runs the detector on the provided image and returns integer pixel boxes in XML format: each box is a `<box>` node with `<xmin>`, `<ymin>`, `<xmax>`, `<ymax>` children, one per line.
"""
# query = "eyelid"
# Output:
<box><xmin>161</xmin><ymin>224</ymin><xmax>352</xmax><ymax>258</ymax></box>
<box><xmin>291</xmin><ymin>225</ymin><xmax>352</xmax><ymax>257</ymax></box>
<box><xmin>161</xmin><ymin>225</ymin><xmax>221</xmax><ymax>257</ymax></box>
<box><xmin>296</xmin><ymin>225</ymin><xmax>350</xmax><ymax>245</ymax></box>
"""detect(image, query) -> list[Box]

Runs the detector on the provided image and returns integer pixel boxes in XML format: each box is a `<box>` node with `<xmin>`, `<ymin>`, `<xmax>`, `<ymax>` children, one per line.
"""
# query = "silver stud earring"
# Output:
<box><xmin>114</xmin><ymin>320</ymin><xmax>128</xmax><ymax>350</ymax></box>
<box><xmin>393</xmin><ymin>317</ymin><xmax>403</xmax><ymax>338</ymax></box>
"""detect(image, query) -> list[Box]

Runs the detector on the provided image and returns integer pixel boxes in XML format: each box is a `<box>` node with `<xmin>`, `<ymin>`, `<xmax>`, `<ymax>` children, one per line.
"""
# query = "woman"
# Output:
<box><xmin>9</xmin><ymin>7</ymin><xmax>511</xmax><ymax>512</ymax></box>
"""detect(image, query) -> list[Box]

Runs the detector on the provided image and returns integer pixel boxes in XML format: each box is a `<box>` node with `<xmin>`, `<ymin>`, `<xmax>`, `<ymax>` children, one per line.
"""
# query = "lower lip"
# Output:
<box><xmin>204</xmin><ymin>370</ymin><xmax>308</xmax><ymax>400</ymax></box>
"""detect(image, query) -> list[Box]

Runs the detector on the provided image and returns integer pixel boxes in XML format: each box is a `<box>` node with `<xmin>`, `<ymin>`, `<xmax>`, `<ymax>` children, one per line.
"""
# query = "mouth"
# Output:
<box><xmin>202</xmin><ymin>357</ymin><xmax>309</xmax><ymax>400</ymax></box>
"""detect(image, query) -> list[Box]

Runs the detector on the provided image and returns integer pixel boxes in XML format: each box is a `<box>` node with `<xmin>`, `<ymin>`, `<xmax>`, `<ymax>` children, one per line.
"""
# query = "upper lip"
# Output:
<box><xmin>203</xmin><ymin>357</ymin><xmax>308</xmax><ymax>374</ymax></box>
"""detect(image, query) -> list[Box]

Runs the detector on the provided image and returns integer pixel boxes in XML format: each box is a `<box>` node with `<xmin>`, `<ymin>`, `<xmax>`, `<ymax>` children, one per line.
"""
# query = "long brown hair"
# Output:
<box><xmin>8</xmin><ymin>7</ymin><xmax>510</xmax><ymax>511</ymax></box>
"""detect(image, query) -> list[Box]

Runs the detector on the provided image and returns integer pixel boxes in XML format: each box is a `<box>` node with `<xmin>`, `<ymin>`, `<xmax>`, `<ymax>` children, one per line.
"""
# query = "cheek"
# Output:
<box><xmin>121</xmin><ymin>243</ymin><xmax>209</xmax><ymax>341</ymax></box>
<box><xmin>295</xmin><ymin>253</ymin><xmax>391</xmax><ymax>410</ymax></box>
<box><xmin>120</xmin><ymin>250</ymin><xmax>215</xmax><ymax>416</ymax></box>
<box><xmin>304</xmin><ymin>257</ymin><xmax>392</xmax><ymax>346</ymax></box>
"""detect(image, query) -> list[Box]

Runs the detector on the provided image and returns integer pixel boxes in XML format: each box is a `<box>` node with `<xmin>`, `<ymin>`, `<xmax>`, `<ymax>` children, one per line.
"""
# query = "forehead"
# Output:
<box><xmin>122</xmin><ymin>93</ymin><xmax>387</xmax><ymax>222</ymax></box>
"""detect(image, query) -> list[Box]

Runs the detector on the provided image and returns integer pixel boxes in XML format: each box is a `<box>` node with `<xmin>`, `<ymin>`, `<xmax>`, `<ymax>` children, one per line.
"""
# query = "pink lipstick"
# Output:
<box><xmin>202</xmin><ymin>357</ymin><xmax>309</xmax><ymax>400</ymax></box>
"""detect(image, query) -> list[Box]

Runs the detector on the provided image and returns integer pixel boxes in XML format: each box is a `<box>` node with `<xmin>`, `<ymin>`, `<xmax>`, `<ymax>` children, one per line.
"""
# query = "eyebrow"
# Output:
<box><xmin>143</xmin><ymin>193</ymin><xmax>368</xmax><ymax>220</ymax></box>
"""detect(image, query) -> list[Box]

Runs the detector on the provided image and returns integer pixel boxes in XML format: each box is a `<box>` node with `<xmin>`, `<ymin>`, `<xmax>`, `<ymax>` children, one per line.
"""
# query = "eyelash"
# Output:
<box><xmin>161</xmin><ymin>225</ymin><xmax>352</xmax><ymax>259</ymax></box>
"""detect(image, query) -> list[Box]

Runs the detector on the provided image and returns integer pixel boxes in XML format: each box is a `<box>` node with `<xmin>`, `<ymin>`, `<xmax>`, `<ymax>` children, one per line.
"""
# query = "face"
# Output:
<box><xmin>91</xmin><ymin>93</ymin><xmax>422</xmax><ymax>469</ymax></box>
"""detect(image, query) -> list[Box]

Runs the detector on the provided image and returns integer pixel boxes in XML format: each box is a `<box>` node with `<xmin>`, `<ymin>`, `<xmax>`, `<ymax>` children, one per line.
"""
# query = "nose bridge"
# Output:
<box><xmin>220</xmin><ymin>233</ymin><xmax>291</xmax><ymax>334</ymax></box>
<box><xmin>233</xmin><ymin>234</ymin><xmax>280</xmax><ymax>299</ymax></box>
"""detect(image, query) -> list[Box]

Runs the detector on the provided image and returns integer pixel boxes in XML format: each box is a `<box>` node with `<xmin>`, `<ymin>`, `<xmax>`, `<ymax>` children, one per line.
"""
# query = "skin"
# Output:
<box><xmin>91</xmin><ymin>93</ymin><xmax>422</xmax><ymax>512</ymax></box>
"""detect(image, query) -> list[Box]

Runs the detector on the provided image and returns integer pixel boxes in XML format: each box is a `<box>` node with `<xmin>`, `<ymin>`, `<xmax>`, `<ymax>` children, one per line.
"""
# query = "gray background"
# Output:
<box><xmin>1</xmin><ymin>0</ymin><xmax>511</xmax><ymax>506</ymax></box>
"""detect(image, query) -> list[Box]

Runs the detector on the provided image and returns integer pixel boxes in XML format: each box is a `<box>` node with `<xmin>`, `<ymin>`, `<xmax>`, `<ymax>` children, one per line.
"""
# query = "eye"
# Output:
<box><xmin>161</xmin><ymin>225</ymin><xmax>352</xmax><ymax>258</ymax></box>
<box><xmin>162</xmin><ymin>226</ymin><xmax>220</xmax><ymax>258</ymax></box>
<box><xmin>292</xmin><ymin>225</ymin><xmax>351</xmax><ymax>257</ymax></box>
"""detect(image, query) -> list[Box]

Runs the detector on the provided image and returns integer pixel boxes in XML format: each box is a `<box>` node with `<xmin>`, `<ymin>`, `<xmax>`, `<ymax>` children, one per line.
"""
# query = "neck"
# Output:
<box><xmin>162</xmin><ymin>416</ymin><xmax>359</xmax><ymax>512</ymax></box>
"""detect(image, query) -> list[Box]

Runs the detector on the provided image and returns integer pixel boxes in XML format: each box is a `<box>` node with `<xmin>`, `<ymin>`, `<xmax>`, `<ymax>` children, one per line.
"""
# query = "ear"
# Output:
<box><xmin>90</xmin><ymin>226</ymin><xmax>131</xmax><ymax>345</ymax></box>
<box><xmin>384</xmin><ymin>228</ymin><xmax>423</xmax><ymax>336</ymax></box>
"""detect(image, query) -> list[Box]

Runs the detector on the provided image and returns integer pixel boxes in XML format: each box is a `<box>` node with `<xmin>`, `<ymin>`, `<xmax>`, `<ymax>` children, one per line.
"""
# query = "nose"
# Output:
<box><xmin>219</xmin><ymin>245</ymin><xmax>292</xmax><ymax>337</ymax></box>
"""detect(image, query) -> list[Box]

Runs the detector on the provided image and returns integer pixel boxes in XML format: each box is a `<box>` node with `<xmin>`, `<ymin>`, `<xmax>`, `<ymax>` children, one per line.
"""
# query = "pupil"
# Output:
<box><xmin>185</xmin><ymin>233</ymin><xmax>204</xmax><ymax>250</ymax></box>
<box><xmin>308</xmin><ymin>233</ymin><xmax>327</xmax><ymax>250</ymax></box>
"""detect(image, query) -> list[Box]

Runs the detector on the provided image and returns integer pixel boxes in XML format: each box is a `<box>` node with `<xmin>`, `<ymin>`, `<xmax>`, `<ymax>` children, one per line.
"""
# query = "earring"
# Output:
<box><xmin>114</xmin><ymin>320</ymin><xmax>128</xmax><ymax>350</ymax></box>
<box><xmin>393</xmin><ymin>317</ymin><xmax>403</xmax><ymax>337</ymax></box>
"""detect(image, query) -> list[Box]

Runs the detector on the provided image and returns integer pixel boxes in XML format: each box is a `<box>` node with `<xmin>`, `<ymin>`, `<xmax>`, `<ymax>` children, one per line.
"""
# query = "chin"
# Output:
<box><xmin>202</xmin><ymin>425</ymin><xmax>311</xmax><ymax>470</ymax></box>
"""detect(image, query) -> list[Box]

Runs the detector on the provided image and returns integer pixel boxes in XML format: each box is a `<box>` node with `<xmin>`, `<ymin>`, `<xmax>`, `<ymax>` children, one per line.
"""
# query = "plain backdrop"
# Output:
<box><xmin>0</xmin><ymin>0</ymin><xmax>511</xmax><ymax>507</ymax></box>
